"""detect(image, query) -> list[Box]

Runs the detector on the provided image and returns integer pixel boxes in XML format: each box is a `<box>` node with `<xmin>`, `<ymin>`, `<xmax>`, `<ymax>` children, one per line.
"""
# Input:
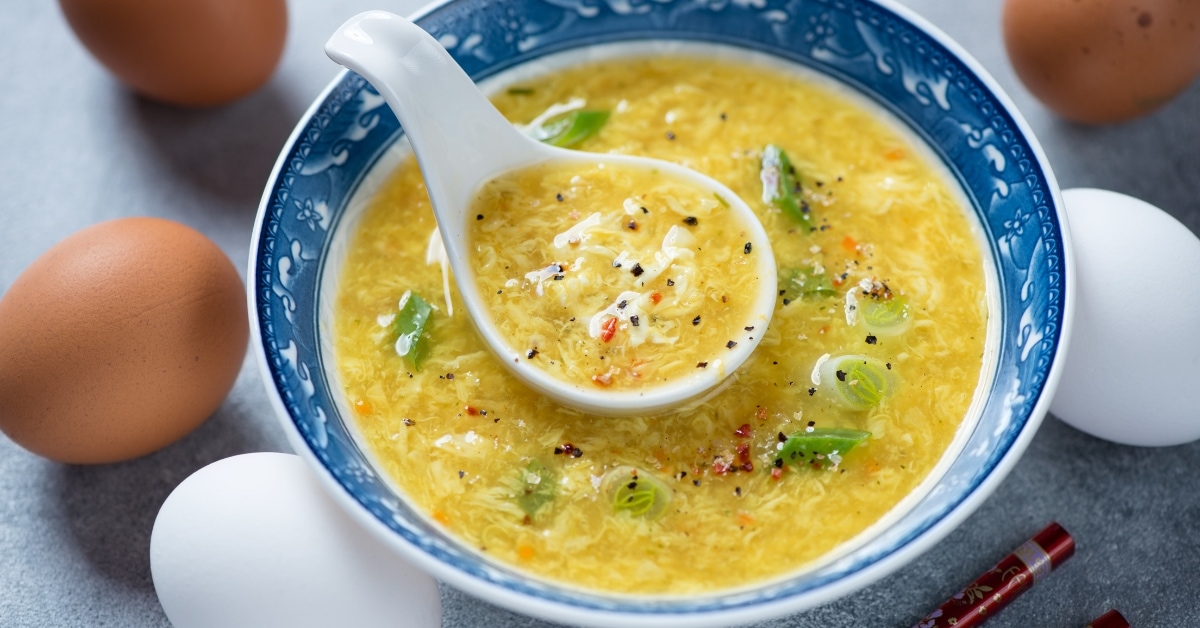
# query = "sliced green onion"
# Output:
<box><xmin>393</xmin><ymin>291</ymin><xmax>433</xmax><ymax>370</ymax></box>
<box><xmin>760</xmin><ymin>144</ymin><xmax>814</xmax><ymax>228</ymax></box>
<box><xmin>516</xmin><ymin>459</ymin><xmax>556</xmax><ymax>518</ymax></box>
<box><xmin>776</xmin><ymin>427</ymin><xmax>870</xmax><ymax>469</ymax></box>
<box><xmin>817</xmin><ymin>354</ymin><xmax>894</xmax><ymax>410</ymax></box>
<box><xmin>604</xmin><ymin>466</ymin><xmax>671</xmax><ymax>520</ymax></box>
<box><xmin>539</xmin><ymin>110</ymin><xmax>610</xmax><ymax>148</ymax></box>
<box><xmin>861</xmin><ymin>296</ymin><xmax>912</xmax><ymax>336</ymax></box>
<box><xmin>779</xmin><ymin>268</ymin><xmax>836</xmax><ymax>301</ymax></box>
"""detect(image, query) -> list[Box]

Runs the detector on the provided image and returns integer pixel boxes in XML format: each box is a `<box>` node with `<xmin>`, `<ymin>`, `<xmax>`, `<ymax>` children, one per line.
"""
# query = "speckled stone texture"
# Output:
<box><xmin>1</xmin><ymin>0</ymin><xmax>1198</xmax><ymax>626</ymax></box>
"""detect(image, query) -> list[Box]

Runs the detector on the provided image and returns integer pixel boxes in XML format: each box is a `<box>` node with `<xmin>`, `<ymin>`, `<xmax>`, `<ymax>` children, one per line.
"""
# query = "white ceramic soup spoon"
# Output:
<box><xmin>326</xmin><ymin>11</ymin><xmax>777</xmax><ymax>416</ymax></box>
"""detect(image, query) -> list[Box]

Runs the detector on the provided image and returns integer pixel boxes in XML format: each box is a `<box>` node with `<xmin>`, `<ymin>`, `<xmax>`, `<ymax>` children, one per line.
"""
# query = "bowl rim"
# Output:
<box><xmin>247</xmin><ymin>0</ymin><xmax>1075</xmax><ymax>624</ymax></box>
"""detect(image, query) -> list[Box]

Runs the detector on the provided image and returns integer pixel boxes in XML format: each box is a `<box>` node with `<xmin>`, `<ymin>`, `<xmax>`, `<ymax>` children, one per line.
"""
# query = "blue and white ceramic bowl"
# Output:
<box><xmin>249</xmin><ymin>0</ymin><xmax>1073</xmax><ymax>625</ymax></box>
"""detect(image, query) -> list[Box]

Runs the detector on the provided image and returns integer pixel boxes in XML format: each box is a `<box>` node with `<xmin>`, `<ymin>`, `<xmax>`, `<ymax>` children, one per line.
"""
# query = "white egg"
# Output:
<box><xmin>1051</xmin><ymin>188</ymin><xmax>1200</xmax><ymax>446</ymax></box>
<box><xmin>150</xmin><ymin>452</ymin><xmax>442</xmax><ymax>628</ymax></box>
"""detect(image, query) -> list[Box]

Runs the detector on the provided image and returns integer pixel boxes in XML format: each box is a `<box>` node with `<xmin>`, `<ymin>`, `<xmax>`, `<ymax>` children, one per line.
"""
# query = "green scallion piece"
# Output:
<box><xmin>393</xmin><ymin>291</ymin><xmax>433</xmax><ymax>370</ymax></box>
<box><xmin>760</xmin><ymin>144</ymin><xmax>814</xmax><ymax>228</ymax></box>
<box><xmin>818</xmin><ymin>354</ymin><xmax>894</xmax><ymax>410</ymax></box>
<box><xmin>861</xmin><ymin>296</ymin><xmax>912</xmax><ymax>336</ymax></box>
<box><xmin>605</xmin><ymin>466</ymin><xmax>671</xmax><ymax>520</ymax></box>
<box><xmin>516</xmin><ymin>459</ymin><xmax>556</xmax><ymax>518</ymax></box>
<box><xmin>540</xmin><ymin>110</ymin><xmax>610</xmax><ymax>148</ymax></box>
<box><xmin>776</xmin><ymin>427</ymin><xmax>871</xmax><ymax>469</ymax></box>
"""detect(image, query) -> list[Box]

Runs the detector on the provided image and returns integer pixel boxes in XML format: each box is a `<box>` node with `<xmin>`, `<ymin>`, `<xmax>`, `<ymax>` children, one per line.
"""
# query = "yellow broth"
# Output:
<box><xmin>333</xmin><ymin>56</ymin><xmax>988</xmax><ymax>594</ymax></box>
<box><xmin>469</xmin><ymin>161</ymin><xmax>769</xmax><ymax>390</ymax></box>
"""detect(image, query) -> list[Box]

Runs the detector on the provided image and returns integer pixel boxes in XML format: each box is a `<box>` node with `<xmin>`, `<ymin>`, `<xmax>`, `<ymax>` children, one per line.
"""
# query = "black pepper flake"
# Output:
<box><xmin>556</xmin><ymin>193</ymin><xmax>564</xmax><ymax>202</ymax></box>
<box><xmin>552</xmin><ymin>274</ymin><xmax>564</xmax><ymax>281</ymax></box>
<box><xmin>836</xmin><ymin>370</ymin><xmax>847</xmax><ymax>382</ymax></box>
<box><xmin>743</xmin><ymin>242</ymin><xmax>752</xmax><ymax>254</ymax></box>
<box><xmin>627</xmin><ymin>481</ymin><xmax>638</xmax><ymax>489</ymax></box>
<box><xmin>726</xmin><ymin>340</ymin><xmax>737</xmax><ymax>349</ymax></box>
<box><xmin>773</xmin><ymin>457</ymin><xmax>784</xmax><ymax>468</ymax></box>
<box><xmin>807</xmin><ymin>420</ymin><xmax>816</xmax><ymax>427</ymax></box>
<box><xmin>640</xmin><ymin>206</ymin><xmax>649</xmax><ymax>214</ymax></box>
<box><xmin>627</xmin><ymin>220</ymin><xmax>638</xmax><ymax>230</ymax></box>
<box><xmin>865</xmin><ymin>335</ymin><xmax>878</xmax><ymax>345</ymax></box>
<box><xmin>886</xmin><ymin>362</ymin><xmax>892</xmax><ymax>370</ymax></box>
<box><xmin>720</xmin><ymin>112</ymin><xmax>727</xmax><ymax>120</ymax></box>
<box><xmin>666</xmin><ymin>131</ymin><xmax>676</xmax><ymax>140</ymax></box>
<box><xmin>630</xmin><ymin>315</ymin><xmax>640</xmax><ymax>327</ymax></box>
<box><xmin>446</xmin><ymin>373</ymin><xmax>455</xmax><ymax>380</ymax></box>
<box><xmin>527</xmin><ymin>348</ymin><xmax>539</xmax><ymax>359</ymax></box>
<box><xmin>697</xmin><ymin>361</ymin><xmax>708</xmax><ymax>368</ymax></box>
<box><xmin>745</xmin><ymin>326</ymin><xmax>755</xmax><ymax>331</ymax></box>
<box><xmin>735</xmin><ymin>486</ymin><xmax>742</xmax><ymax>496</ymax></box>
<box><xmin>403</xmin><ymin>418</ymin><xmax>415</xmax><ymax>426</ymax></box>
<box><xmin>693</xmin><ymin>479</ymin><xmax>701</xmax><ymax>487</ymax></box>
<box><xmin>618</xmin><ymin>299</ymin><xmax>628</xmax><ymax>309</ymax></box>
<box><xmin>612</xmin><ymin>260</ymin><xmax>622</xmax><ymax>268</ymax></box>
<box><xmin>667</xmin><ymin>278</ymin><xmax>675</xmax><ymax>286</ymax></box>
<box><xmin>476</xmin><ymin>214</ymin><xmax>484</xmax><ymax>220</ymax></box>
<box><xmin>497</xmin><ymin>290</ymin><xmax>503</xmax><ymax>295</ymax></box>
<box><xmin>808</xmin><ymin>387</ymin><xmax>816</xmax><ymax>396</ymax></box>
<box><xmin>782</xmin><ymin>298</ymin><xmax>792</xmax><ymax>306</ymax></box>
<box><xmin>692</xmin><ymin>315</ymin><xmax>701</xmax><ymax>325</ymax></box>
<box><xmin>631</xmin><ymin>263</ymin><xmax>644</xmax><ymax>277</ymax></box>
<box><xmin>683</xmin><ymin>216</ymin><xmax>698</xmax><ymax>226</ymax></box>
<box><xmin>458</xmin><ymin>470</ymin><xmax>466</xmax><ymax>478</ymax></box>
<box><xmin>777</xmin><ymin>432</ymin><xmax>788</xmax><ymax>443</ymax></box>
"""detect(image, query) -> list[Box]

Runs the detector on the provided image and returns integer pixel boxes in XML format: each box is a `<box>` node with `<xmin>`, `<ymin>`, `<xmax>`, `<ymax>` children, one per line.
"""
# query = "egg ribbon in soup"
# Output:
<box><xmin>334</xmin><ymin>55</ymin><xmax>988</xmax><ymax>594</ymax></box>
<box><xmin>468</xmin><ymin>160</ymin><xmax>768</xmax><ymax>390</ymax></box>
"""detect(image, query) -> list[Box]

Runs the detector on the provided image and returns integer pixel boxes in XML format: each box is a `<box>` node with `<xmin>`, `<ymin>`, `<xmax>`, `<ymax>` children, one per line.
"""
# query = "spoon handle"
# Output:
<box><xmin>325</xmin><ymin>11</ymin><xmax>541</xmax><ymax>230</ymax></box>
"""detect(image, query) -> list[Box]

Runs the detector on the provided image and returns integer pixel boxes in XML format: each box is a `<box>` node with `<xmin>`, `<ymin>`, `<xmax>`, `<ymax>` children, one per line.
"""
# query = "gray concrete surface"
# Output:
<box><xmin>2</xmin><ymin>0</ymin><xmax>1197</xmax><ymax>626</ymax></box>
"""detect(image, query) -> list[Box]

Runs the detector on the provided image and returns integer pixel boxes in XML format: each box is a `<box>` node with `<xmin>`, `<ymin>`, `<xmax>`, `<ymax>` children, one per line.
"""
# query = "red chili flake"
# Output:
<box><xmin>755</xmin><ymin>406</ymin><xmax>768</xmax><ymax>421</ymax></box>
<box><xmin>770</xmin><ymin>467</ymin><xmax>784</xmax><ymax>480</ymax></box>
<box><xmin>735</xmin><ymin>423</ymin><xmax>752</xmax><ymax>438</ymax></box>
<box><xmin>650</xmin><ymin>292</ymin><xmax>662</xmax><ymax>304</ymax></box>
<box><xmin>600</xmin><ymin>317</ymin><xmax>618</xmax><ymax>342</ymax></box>
<box><xmin>554</xmin><ymin>443</ymin><xmax>583</xmax><ymax>457</ymax></box>
<box><xmin>592</xmin><ymin>371</ymin><xmax>614</xmax><ymax>387</ymax></box>
<box><xmin>712</xmin><ymin>456</ymin><xmax>733</xmax><ymax>475</ymax></box>
<box><xmin>736</xmin><ymin>442</ymin><xmax>752</xmax><ymax>465</ymax></box>
<box><xmin>464</xmin><ymin>405</ymin><xmax>479</xmax><ymax>416</ymax></box>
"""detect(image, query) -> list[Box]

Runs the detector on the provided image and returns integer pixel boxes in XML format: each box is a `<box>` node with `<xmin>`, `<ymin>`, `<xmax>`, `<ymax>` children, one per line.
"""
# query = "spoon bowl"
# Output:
<box><xmin>325</xmin><ymin>11</ymin><xmax>777</xmax><ymax>416</ymax></box>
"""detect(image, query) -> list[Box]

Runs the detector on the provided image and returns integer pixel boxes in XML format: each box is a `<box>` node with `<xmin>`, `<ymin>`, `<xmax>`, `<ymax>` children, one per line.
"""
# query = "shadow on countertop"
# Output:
<box><xmin>53</xmin><ymin>359</ymin><xmax>290</xmax><ymax>596</ymax></box>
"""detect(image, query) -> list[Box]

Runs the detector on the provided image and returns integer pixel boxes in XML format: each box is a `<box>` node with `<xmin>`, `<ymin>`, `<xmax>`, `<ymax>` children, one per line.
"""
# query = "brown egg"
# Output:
<box><xmin>1003</xmin><ymin>0</ymin><xmax>1200</xmax><ymax>124</ymax></box>
<box><xmin>59</xmin><ymin>0</ymin><xmax>287</xmax><ymax>107</ymax></box>
<box><xmin>0</xmin><ymin>218</ymin><xmax>248</xmax><ymax>464</ymax></box>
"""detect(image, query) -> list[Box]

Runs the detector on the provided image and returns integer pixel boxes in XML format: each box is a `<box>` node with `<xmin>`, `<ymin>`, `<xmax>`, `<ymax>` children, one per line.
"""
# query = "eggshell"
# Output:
<box><xmin>59</xmin><ymin>0</ymin><xmax>288</xmax><ymax>107</ymax></box>
<box><xmin>1003</xmin><ymin>0</ymin><xmax>1200</xmax><ymax>124</ymax></box>
<box><xmin>151</xmin><ymin>453</ymin><xmax>442</xmax><ymax>628</ymax></box>
<box><xmin>0</xmin><ymin>217</ymin><xmax>247</xmax><ymax>463</ymax></box>
<box><xmin>1051</xmin><ymin>188</ymin><xmax>1200</xmax><ymax>446</ymax></box>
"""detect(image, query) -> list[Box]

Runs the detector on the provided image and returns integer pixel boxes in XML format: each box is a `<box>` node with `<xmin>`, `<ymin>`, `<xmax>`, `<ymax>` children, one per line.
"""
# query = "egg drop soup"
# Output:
<box><xmin>333</xmin><ymin>53</ymin><xmax>990</xmax><ymax>595</ymax></box>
